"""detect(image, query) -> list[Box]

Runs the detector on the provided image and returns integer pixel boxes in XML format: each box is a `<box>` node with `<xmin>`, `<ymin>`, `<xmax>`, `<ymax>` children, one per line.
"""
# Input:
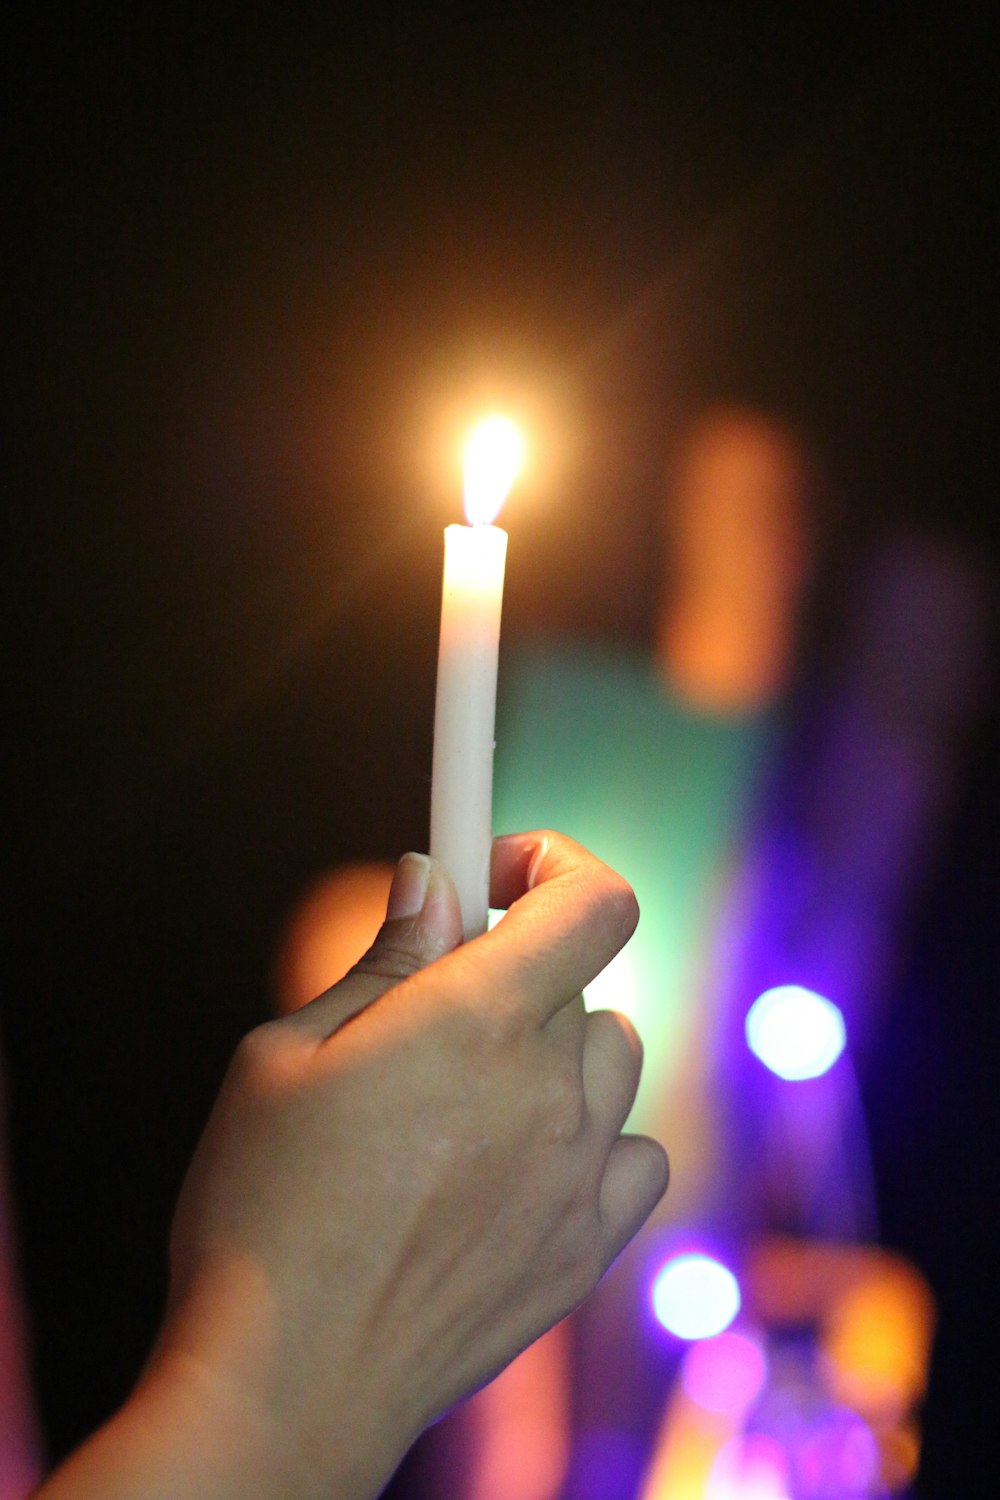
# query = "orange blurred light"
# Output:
<box><xmin>274</xmin><ymin>862</ymin><xmax>392</xmax><ymax>1014</ymax></box>
<box><xmin>466</xmin><ymin>1323</ymin><xmax>571</xmax><ymax>1500</ymax></box>
<box><xmin>824</xmin><ymin>1266</ymin><xmax>935</xmax><ymax>1418</ymax></box>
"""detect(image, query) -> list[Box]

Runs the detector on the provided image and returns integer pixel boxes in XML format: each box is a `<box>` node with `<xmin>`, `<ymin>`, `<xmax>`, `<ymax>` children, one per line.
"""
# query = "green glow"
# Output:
<box><xmin>494</xmin><ymin>640</ymin><xmax>773</xmax><ymax>1134</ymax></box>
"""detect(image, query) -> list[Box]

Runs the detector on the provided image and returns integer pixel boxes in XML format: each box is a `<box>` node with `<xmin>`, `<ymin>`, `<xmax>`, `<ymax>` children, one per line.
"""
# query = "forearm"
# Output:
<box><xmin>35</xmin><ymin>1354</ymin><xmax>270</xmax><ymax>1500</ymax></box>
<box><xmin>33</xmin><ymin>1349</ymin><xmax>391</xmax><ymax>1500</ymax></box>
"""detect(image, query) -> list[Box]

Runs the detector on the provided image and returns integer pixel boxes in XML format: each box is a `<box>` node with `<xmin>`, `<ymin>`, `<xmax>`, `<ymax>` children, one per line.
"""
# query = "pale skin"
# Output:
<box><xmin>35</xmin><ymin>831</ymin><xmax>669</xmax><ymax>1500</ymax></box>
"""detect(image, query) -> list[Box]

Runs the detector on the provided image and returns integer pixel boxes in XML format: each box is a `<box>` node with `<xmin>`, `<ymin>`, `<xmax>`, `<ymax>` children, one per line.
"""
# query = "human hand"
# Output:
<box><xmin>41</xmin><ymin>832</ymin><xmax>668</xmax><ymax>1500</ymax></box>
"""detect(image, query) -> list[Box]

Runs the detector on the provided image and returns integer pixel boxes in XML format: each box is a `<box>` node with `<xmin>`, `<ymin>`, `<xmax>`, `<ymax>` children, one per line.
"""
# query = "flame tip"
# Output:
<box><xmin>462</xmin><ymin>414</ymin><xmax>524</xmax><ymax>526</ymax></box>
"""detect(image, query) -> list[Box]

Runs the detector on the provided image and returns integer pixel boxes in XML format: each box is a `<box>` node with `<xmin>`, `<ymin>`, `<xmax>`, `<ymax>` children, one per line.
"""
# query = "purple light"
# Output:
<box><xmin>566</xmin><ymin>1428</ymin><xmax>646</xmax><ymax>1500</ymax></box>
<box><xmin>682</xmin><ymin>1330</ymin><xmax>768</xmax><ymax>1414</ymax></box>
<box><xmin>745</xmin><ymin>985</ymin><xmax>846</xmax><ymax>1080</ymax></box>
<box><xmin>792</xmin><ymin>1405</ymin><xmax>879</xmax><ymax>1498</ymax></box>
<box><xmin>651</xmin><ymin>1253</ymin><xmax>741</xmax><ymax>1340</ymax></box>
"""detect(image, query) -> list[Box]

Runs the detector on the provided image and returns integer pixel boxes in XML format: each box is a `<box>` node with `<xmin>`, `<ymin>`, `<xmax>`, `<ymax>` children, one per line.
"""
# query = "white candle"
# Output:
<box><xmin>430</xmin><ymin>416</ymin><xmax>523</xmax><ymax>938</ymax></box>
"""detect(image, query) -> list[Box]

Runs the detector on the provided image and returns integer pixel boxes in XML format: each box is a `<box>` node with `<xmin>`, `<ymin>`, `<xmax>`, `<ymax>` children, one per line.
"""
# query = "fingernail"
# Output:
<box><xmin>386</xmin><ymin>852</ymin><xmax>431</xmax><ymax>921</ymax></box>
<box><xmin>526</xmin><ymin>835</ymin><xmax>550</xmax><ymax>890</ymax></box>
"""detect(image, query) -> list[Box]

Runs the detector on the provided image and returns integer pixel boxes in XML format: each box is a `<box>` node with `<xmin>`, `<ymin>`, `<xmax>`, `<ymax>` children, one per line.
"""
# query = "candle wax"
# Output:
<box><xmin>430</xmin><ymin>522</ymin><xmax>509</xmax><ymax>939</ymax></box>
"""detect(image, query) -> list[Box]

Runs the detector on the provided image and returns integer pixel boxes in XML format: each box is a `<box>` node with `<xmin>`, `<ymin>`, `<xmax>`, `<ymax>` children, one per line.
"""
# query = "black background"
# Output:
<box><xmin>4</xmin><ymin>4</ymin><xmax>997</xmax><ymax>1494</ymax></box>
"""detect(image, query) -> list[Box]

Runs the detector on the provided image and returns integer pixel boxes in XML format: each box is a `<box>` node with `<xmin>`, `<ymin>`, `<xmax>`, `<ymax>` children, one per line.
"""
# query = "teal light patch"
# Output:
<box><xmin>493</xmin><ymin>640</ymin><xmax>774</xmax><ymax>1130</ymax></box>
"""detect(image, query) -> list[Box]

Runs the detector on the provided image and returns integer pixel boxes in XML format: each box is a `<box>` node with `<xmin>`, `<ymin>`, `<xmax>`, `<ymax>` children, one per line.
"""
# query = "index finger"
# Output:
<box><xmin>458</xmin><ymin>830</ymin><xmax>639</xmax><ymax>1024</ymax></box>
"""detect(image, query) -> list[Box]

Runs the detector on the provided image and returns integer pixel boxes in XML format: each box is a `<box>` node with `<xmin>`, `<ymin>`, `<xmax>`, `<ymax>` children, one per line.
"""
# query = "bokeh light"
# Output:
<box><xmin>823</xmin><ymin>1259</ymin><xmax>935</xmax><ymax>1418</ymax></box>
<box><xmin>681</xmin><ymin>1330</ymin><xmax>768</xmax><ymax>1414</ymax></box>
<box><xmin>792</xmin><ymin>1404</ymin><xmax>880</xmax><ymax>1498</ymax></box>
<box><xmin>745</xmin><ymin>985</ymin><xmax>846</xmax><ymax>1081</ymax></box>
<box><xmin>651</xmin><ymin>1253</ymin><xmax>742</xmax><ymax>1340</ymax></box>
<box><xmin>707</xmin><ymin>1434</ymin><xmax>791</xmax><ymax>1500</ymax></box>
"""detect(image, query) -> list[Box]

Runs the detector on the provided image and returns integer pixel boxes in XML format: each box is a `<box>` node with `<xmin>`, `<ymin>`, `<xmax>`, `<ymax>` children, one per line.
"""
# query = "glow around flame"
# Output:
<box><xmin>463</xmin><ymin>415</ymin><xmax>524</xmax><ymax>526</ymax></box>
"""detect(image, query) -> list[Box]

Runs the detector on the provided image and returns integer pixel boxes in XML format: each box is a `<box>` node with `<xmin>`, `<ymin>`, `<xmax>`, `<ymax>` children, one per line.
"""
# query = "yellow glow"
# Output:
<box><xmin>639</xmin><ymin>1389</ymin><xmax>734</xmax><ymax>1500</ymax></box>
<box><xmin>824</xmin><ymin>1266</ymin><xmax>935</xmax><ymax>1417</ymax></box>
<box><xmin>463</xmin><ymin>415</ymin><xmax>524</xmax><ymax>526</ymax></box>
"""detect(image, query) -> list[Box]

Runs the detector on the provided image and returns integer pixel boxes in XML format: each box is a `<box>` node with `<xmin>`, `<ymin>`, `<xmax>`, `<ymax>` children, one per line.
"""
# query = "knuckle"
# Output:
<box><xmin>234</xmin><ymin>1022</ymin><xmax>275</xmax><ymax>1067</ymax></box>
<box><xmin>446</xmin><ymin>958</ymin><xmax>522</xmax><ymax>1049</ymax></box>
<box><xmin>473</xmin><ymin>1002</ymin><xmax>519</xmax><ymax>1052</ymax></box>
<box><xmin>230</xmin><ymin>1022</ymin><xmax>282</xmax><ymax>1086</ymax></box>
<box><xmin>600</xmin><ymin>871</ymin><xmax>640</xmax><ymax>944</ymax></box>
<box><xmin>351</xmin><ymin>940</ymin><xmax>423</xmax><ymax>985</ymax></box>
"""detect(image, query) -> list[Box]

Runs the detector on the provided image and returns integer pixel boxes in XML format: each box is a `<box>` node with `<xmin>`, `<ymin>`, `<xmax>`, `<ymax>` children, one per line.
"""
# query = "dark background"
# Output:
<box><xmin>3</xmin><ymin>3</ymin><xmax>997</xmax><ymax>1495</ymax></box>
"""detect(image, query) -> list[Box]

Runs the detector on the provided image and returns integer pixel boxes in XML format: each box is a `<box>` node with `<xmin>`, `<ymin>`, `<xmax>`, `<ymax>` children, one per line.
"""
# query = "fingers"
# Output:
<box><xmin>288</xmin><ymin>854</ymin><xmax>463</xmax><ymax>1040</ymax></box>
<box><xmin>477</xmin><ymin>832</ymin><xmax>639</xmax><ymax>1025</ymax></box>
<box><xmin>598</xmin><ymin>1135</ymin><xmax>670</xmax><ymax>1265</ymax></box>
<box><xmin>290</xmin><ymin>831</ymin><xmax>638</xmax><ymax>1041</ymax></box>
<box><xmin>581</xmin><ymin>1009</ymin><xmax>643</xmax><ymax>1145</ymax></box>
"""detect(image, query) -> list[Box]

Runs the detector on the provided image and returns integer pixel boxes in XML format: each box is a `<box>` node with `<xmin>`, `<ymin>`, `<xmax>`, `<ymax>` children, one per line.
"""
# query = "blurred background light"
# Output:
<box><xmin>823</xmin><ymin>1259</ymin><xmax>935</xmax><ymax>1420</ymax></box>
<box><xmin>745</xmin><ymin>985</ymin><xmax>846</xmax><ymax>1081</ymax></box>
<box><xmin>651</xmin><ymin>1253</ymin><xmax>742</xmax><ymax>1340</ymax></box>
<box><xmin>707</xmin><ymin>1434</ymin><xmax>791</xmax><ymax>1500</ymax></box>
<box><xmin>792</xmin><ymin>1404</ymin><xmax>880</xmax><ymax>1497</ymax></box>
<box><xmin>681</xmin><ymin>1330</ymin><xmax>768</xmax><ymax>1414</ymax></box>
<box><xmin>566</xmin><ymin>1427</ymin><xmax>647</xmax><ymax>1500</ymax></box>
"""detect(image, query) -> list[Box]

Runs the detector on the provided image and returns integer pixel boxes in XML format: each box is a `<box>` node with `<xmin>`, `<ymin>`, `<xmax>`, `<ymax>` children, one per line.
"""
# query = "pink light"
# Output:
<box><xmin>681</xmin><ymin>1330</ymin><xmax>768</xmax><ymax>1414</ymax></box>
<box><xmin>707</xmin><ymin>1434</ymin><xmax>791</xmax><ymax>1500</ymax></box>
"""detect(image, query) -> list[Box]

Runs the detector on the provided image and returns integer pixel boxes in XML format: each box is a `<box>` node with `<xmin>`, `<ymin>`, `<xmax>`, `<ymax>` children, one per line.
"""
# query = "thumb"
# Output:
<box><xmin>291</xmin><ymin>853</ymin><xmax>464</xmax><ymax>1039</ymax></box>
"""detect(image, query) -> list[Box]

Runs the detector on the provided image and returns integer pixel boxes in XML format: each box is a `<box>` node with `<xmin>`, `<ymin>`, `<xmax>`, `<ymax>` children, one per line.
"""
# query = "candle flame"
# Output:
<box><xmin>463</xmin><ymin>415</ymin><xmax>524</xmax><ymax>526</ymax></box>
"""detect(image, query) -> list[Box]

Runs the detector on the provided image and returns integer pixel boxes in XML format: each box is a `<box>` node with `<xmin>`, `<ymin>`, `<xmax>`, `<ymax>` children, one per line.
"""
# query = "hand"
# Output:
<box><xmin>40</xmin><ymin>832</ymin><xmax>668</xmax><ymax>1500</ymax></box>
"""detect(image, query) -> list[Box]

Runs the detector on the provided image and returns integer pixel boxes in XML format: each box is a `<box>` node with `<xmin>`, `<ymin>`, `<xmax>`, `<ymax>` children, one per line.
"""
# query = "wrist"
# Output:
<box><xmin>36</xmin><ymin>1305</ymin><xmax>410</xmax><ymax>1500</ymax></box>
<box><xmin>34</xmin><ymin>1346</ymin><xmax>286</xmax><ymax>1500</ymax></box>
<box><xmin>142</xmin><ymin>1260</ymin><xmax>417</xmax><ymax>1500</ymax></box>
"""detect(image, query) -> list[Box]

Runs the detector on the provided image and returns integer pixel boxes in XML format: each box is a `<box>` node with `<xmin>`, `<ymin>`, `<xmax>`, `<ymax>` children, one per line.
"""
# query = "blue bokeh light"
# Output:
<box><xmin>651</xmin><ymin>1252</ymin><xmax>742</xmax><ymax>1340</ymax></box>
<box><xmin>745</xmin><ymin>985</ymin><xmax>847</xmax><ymax>1081</ymax></box>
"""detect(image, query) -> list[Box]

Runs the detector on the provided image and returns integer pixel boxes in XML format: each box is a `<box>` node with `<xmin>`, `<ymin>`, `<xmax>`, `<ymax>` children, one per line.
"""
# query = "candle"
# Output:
<box><xmin>430</xmin><ymin>416</ymin><xmax>524</xmax><ymax>938</ymax></box>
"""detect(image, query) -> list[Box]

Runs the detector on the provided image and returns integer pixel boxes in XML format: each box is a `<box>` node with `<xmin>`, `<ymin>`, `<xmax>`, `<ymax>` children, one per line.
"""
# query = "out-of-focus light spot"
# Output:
<box><xmin>824</xmin><ymin>1264</ymin><xmax>936</xmax><ymax>1417</ymax></box>
<box><xmin>880</xmin><ymin>1421</ymin><xmax>921</xmax><ymax>1489</ymax></box>
<box><xmin>275</xmin><ymin>862</ymin><xmax>392</xmax><ymax>1013</ymax></box>
<box><xmin>745</xmin><ymin>985</ymin><xmax>846</xmax><ymax>1080</ymax></box>
<box><xmin>463</xmin><ymin>414</ymin><xmax>524</xmax><ymax>525</ymax></box>
<box><xmin>681</xmin><ymin>1331</ymin><xmax>768</xmax><ymax>1414</ymax></box>
<box><xmin>707</xmin><ymin>1434</ymin><xmax>791</xmax><ymax>1500</ymax></box>
<box><xmin>652</xmin><ymin>1254</ymin><xmax>742</xmax><ymax>1340</ymax></box>
<box><xmin>794</xmin><ymin>1405</ymin><xmax>879</xmax><ymax>1496</ymax></box>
